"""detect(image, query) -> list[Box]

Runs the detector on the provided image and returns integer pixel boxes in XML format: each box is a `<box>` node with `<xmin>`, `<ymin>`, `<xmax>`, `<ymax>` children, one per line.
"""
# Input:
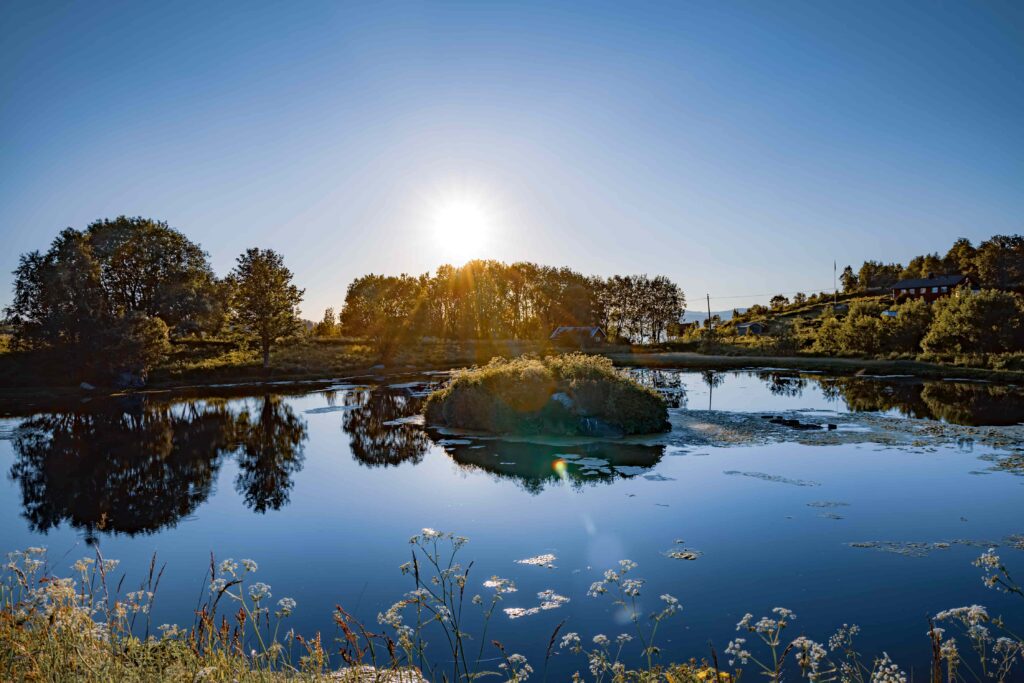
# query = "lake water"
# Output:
<box><xmin>1</xmin><ymin>368</ymin><xmax>1022</xmax><ymax>678</ymax></box>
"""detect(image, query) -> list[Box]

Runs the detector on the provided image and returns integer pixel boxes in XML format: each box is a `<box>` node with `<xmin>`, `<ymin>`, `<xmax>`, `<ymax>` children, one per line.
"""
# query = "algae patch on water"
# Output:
<box><xmin>424</xmin><ymin>354</ymin><xmax>669</xmax><ymax>437</ymax></box>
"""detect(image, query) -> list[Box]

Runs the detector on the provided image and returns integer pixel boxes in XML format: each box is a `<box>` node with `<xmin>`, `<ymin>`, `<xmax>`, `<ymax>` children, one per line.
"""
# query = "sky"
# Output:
<box><xmin>2</xmin><ymin>1</ymin><xmax>1022</xmax><ymax>318</ymax></box>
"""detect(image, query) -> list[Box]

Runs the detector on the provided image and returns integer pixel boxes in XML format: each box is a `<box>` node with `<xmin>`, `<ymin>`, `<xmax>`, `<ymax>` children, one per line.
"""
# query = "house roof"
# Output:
<box><xmin>891</xmin><ymin>274</ymin><xmax>966</xmax><ymax>290</ymax></box>
<box><xmin>735</xmin><ymin>322</ymin><xmax>765</xmax><ymax>329</ymax></box>
<box><xmin>549</xmin><ymin>326</ymin><xmax>606</xmax><ymax>340</ymax></box>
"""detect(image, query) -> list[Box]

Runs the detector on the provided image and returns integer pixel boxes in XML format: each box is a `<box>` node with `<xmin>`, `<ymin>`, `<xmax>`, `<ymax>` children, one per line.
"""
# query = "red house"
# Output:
<box><xmin>890</xmin><ymin>274</ymin><xmax>967</xmax><ymax>302</ymax></box>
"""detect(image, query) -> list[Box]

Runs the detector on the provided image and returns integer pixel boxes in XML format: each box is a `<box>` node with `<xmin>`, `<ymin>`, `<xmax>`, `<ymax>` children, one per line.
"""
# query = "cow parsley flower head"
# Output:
<box><xmin>725</xmin><ymin>637</ymin><xmax>751</xmax><ymax>666</ymax></box>
<box><xmin>871</xmin><ymin>652</ymin><xmax>906</xmax><ymax>683</ymax></box>
<box><xmin>560</xmin><ymin>632</ymin><xmax>582</xmax><ymax>653</ymax></box>
<box><xmin>248</xmin><ymin>582</ymin><xmax>272</xmax><ymax>603</ymax></box>
<box><xmin>276</xmin><ymin>597</ymin><xmax>296</xmax><ymax>616</ymax></box>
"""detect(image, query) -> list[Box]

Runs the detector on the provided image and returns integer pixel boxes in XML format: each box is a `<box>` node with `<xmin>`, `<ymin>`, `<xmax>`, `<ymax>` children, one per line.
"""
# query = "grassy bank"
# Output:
<box><xmin>0</xmin><ymin>339</ymin><xmax>543</xmax><ymax>410</ymax></box>
<box><xmin>3</xmin><ymin>337</ymin><xmax>1024</xmax><ymax>411</ymax></box>
<box><xmin>3</xmin><ymin>531</ymin><xmax>1022</xmax><ymax>682</ymax></box>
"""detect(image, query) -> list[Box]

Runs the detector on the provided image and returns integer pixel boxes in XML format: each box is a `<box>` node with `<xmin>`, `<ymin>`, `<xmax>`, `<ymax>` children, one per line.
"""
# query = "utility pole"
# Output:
<box><xmin>706</xmin><ymin>293</ymin><xmax>712</xmax><ymax>329</ymax></box>
<box><xmin>833</xmin><ymin>261</ymin><xmax>838</xmax><ymax>306</ymax></box>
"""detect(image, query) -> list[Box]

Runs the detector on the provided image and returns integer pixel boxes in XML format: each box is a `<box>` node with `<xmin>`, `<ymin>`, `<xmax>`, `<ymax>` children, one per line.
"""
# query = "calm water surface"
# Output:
<box><xmin>1</xmin><ymin>368</ymin><xmax>1022</xmax><ymax>677</ymax></box>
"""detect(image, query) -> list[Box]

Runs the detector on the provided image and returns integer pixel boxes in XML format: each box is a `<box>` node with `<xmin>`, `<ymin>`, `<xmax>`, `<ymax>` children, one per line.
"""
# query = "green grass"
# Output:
<box><xmin>424</xmin><ymin>353</ymin><xmax>669</xmax><ymax>436</ymax></box>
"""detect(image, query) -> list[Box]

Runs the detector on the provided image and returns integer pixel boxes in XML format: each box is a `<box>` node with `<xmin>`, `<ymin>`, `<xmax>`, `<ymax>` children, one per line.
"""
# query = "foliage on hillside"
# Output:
<box><xmin>839</xmin><ymin>234</ymin><xmax>1024</xmax><ymax>293</ymax></box>
<box><xmin>424</xmin><ymin>353</ymin><xmax>669</xmax><ymax>436</ymax></box>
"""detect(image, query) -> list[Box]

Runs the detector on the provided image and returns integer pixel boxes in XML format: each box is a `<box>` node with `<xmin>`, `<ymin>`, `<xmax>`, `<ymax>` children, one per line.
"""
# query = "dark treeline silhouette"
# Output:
<box><xmin>9</xmin><ymin>394</ymin><xmax>307</xmax><ymax>538</ymax></box>
<box><xmin>4</xmin><ymin>217</ymin><xmax>304</xmax><ymax>382</ymax></box>
<box><xmin>335</xmin><ymin>259</ymin><xmax>685</xmax><ymax>354</ymax></box>
<box><xmin>840</xmin><ymin>235</ymin><xmax>1024</xmax><ymax>293</ymax></box>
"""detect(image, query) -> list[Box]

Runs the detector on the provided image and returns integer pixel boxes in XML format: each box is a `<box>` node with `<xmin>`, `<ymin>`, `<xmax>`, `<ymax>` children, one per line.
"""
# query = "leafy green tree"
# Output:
<box><xmin>313</xmin><ymin>307</ymin><xmax>337</xmax><ymax>337</ymax></box>
<box><xmin>5</xmin><ymin>217</ymin><xmax>220</xmax><ymax>380</ymax></box>
<box><xmin>922</xmin><ymin>288</ymin><xmax>1024</xmax><ymax>355</ymax></box>
<box><xmin>813</xmin><ymin>315</ymin><xmax>843</xmax><ymax>355</ymax></box>
<box><xmin>974</xmin><ymin>235</ymin><xmax>1024</xmax><ymax>289</ymax></box>
<box><xmin>856</xmin><ymin>261</ymin><xmax>903</xmax><ymax>291</ymax></box>
<box><xmin>840</xmin><ymin>266</ymin><xmax>859</xmax><ymax>293</ymax></box>
<box><xmin>792</xmin><ymin>292</ymin><xmax>807</xmax><ymax>306</ymax></box>
<box><xmin>340</xmin><ymin>273</ymin><xmax>424</xmax><ymax>358</ymax></box>
<box><xmin>900</xmin><ymin>253</ymin><xmax>944</xmax><ymax>280</ymax></box>
<box><xmin>84</xmin><ymin>217</ymin><xmax>225</xmax><ymax>333</ymax></box>
<box><xmin>99</xmin><ymin>313</ymin><xmax>172</xmax><ymax>384</ymax></box>
<box><xmin>943</xmin><ymin>237</ymin><xmax>977</xmax><ymax>279</ymax></box>
<box><xmin>227</xmin><ymin>248</ymin><xmax>304</xmax><ymax>368</ymax></box>
<box><xmin>881</xmin><ymin>298</ymin><xmax>933</xmax><ymax>353</ymax></box>
<box><xmin>769</xmin><ymin>294</ymin><xmax>789</xmax><ymax>310</ymax></box>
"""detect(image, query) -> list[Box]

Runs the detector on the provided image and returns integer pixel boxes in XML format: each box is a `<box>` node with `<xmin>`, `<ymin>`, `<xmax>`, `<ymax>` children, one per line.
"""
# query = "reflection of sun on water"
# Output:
<box><xmin>429</xmin><ymin>194</ymin><xmax>493</xmax><ymax>263</ymax></box>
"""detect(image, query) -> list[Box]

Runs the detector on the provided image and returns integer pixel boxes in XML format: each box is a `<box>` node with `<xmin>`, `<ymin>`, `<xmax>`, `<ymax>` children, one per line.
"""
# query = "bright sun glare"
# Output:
<box><xmin>429</xmin><ymin>196</ymin><xmax>492</xmax><ymax>263</ymax></box>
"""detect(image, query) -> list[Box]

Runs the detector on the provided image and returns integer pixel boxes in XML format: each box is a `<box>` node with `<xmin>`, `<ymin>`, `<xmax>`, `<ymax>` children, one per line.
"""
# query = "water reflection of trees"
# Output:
<box><xmin>756</xmin><ymin>371</ymin><xmax>808</xmax><ymax>397</ymax></box>
<box><xmin>9</xmin><ymin>394</ymin><xmax>307</xmax><ymax>538</ymax></box>
<box><xmin>814</xmin><ymin>378</ymin><xmax>1024</xmax><ymax>426</ymax></box>
<box><xmin>623</xmin><ymin>368</ymin><xmax>685</xmax><ymax>409</ymax></box>
<box><xmin>233</xmin><ymin>396</ymin><xmax>307</xmax><ymax>513</ymax></box>
<box><xmin>343</xmin><ymin>389</ymin><xmax>432</xmax><ymax>467</ymax></box>
<box><xmin>438</xmin><ymin>439</ymin><xmax>665</xmax><ymax>494</ymax></box>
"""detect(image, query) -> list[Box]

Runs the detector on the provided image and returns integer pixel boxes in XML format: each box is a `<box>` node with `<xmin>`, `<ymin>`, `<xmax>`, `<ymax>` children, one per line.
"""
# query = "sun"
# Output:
<box><xmin>429</xmin><ymin>196</ymin><xmax>492</xmax><ymax>263</ymax></box>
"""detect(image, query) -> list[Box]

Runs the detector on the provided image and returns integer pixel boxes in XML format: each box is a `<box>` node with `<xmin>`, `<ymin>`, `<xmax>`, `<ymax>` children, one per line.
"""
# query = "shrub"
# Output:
<box><xmin>424</xmin><ymin>353</ymin><xmax>668</xmax><ymax>436</ymax></box>
<box><xmin>922</xmin><ymin>288</ymin><xmax>1024</xmax><ymax>356</ymax></box>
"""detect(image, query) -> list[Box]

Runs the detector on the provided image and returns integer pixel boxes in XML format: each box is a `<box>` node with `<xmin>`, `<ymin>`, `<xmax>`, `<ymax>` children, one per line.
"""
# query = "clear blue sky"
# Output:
<box><xmin>2</xmin><ymin>1</ymin><xmax>1022</xmax><ymax>317</ymax></box>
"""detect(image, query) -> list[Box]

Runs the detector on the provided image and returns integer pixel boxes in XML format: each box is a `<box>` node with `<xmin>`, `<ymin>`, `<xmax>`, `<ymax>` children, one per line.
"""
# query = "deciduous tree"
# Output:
<box><xmin>227</xmin><ymin>248</ymin><xmax>304</xmax><ymax>368</ymax></box>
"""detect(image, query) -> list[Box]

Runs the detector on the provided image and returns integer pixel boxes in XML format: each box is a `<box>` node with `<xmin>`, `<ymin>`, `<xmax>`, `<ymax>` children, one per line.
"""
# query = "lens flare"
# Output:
<box><xmin>552</xmin><ymin>459</ymin><xmax>568</xmax><ymax>478</ymax></box>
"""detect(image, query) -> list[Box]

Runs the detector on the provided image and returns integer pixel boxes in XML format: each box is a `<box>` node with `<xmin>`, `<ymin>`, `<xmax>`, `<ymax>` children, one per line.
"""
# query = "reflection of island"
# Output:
<box><xmin>9</xmin><ymin>394</ymin><xmax>307</xmax><ymax>538</ymax></box>
<box><xmin>343</xmin><ymin>388</ymin><xmax>432</xmax><ymax>467</ymax></box>
<box><xmin>434</xmin><ymin>437</ymin><xmax>665</xmax><ymax>494</ymax></box>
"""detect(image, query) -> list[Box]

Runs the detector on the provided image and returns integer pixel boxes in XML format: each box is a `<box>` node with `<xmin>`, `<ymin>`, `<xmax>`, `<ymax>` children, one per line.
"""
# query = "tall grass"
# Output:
<box><xmin>3</xmin><ymin>533</ymin><xmax>1022</xmax><ymax>682</ymax></box>
<box><xmin>424</xmin><ymin>354</ymin><xmax>668</xmax><ymax>436</ymax></box>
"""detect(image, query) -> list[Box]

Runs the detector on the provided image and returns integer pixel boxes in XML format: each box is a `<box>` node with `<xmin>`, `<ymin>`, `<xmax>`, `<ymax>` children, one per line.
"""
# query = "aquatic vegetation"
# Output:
<box><xmin>515</xmin><ymin>553</ymin><xmax>557</xmax><ymax>568</ymax></box>
<box><xmin>503</xmin><ymin>590</ymin><xmax>570</xmax><ymax>620</ymax></box>
<box><xmin>424</xmin><ymin>354</ymin><xmax>669</xmax><ymax>436</ymax></box>
<box><xmin>847</xmin><ymin>538</ymin><xmax>1013</xmax><ymax>558</ymax></box>
<box><xmin>664</xmin><ymin>540</ymin><xmax>702</xmax><ymax>561</ymax></box>
<box><xmin>722</xmin><ymin>470</ymin><xmax>821</xmax><ymax>487</ymax></box>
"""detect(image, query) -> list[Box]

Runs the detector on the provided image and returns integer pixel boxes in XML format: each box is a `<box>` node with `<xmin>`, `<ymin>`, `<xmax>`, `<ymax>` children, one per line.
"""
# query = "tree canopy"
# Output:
<box><xmin>338</xmin><ymin>260</ymin><xmax>685</xmax><ymax>355</ymax></box>
<box><xmin>840</xmin><ymin>234</ymin><xmax>1024</xmax><ymax>293</ymax></box>
<box><xmin>228</xmin><ymin>248</ymin><xmax>305</xmax><ymax>368</ymax></box>
<box><xmin>5</xmin><ymin>217</ymin><xmax>222</xmax><ymax>381</ymax></box>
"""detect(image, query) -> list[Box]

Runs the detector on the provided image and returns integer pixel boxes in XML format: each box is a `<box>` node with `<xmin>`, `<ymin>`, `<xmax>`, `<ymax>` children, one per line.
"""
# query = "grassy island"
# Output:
<box><xmin>424</xmin><ymin>353</ymin><xmax>669</xmax><ymax>436</ymax></box>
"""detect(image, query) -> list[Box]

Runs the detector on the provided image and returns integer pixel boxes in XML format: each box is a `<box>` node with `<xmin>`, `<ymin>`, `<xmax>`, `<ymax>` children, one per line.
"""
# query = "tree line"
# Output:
<box><xmin>329</xmin><ymin>260</ymin><xmax>685</xmax><ymax>354</ymax></box>
<box><xmin>4</xmin><ymin>218</ymin><xmax>686</xmax><ymax>381</ymax></box>
<box><xmin>839</xmin><ymin>235</ymin><xmax>1024</xmax><ymax>293</ymax></box>
<box><xmin>809</xmin><ymin>288</ymin><xmax>1024</xmax><ymax>360</ymax></box>
<box><xmin>5</xmin><ymin>216</ymin><xmax>304</xmax><ymax>381</ymax></box>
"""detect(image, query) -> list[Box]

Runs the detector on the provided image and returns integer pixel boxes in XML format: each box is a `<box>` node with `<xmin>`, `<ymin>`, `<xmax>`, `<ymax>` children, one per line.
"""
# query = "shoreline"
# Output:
<box><xmin>1</xmin><ymin>350</ymin><xmax>1021</xmax><ymax>415</ymax></box>
<box><xmin>607</xmin><ymin>351</ymin><xmax>1024</xmax><ymax>383</ymax></box>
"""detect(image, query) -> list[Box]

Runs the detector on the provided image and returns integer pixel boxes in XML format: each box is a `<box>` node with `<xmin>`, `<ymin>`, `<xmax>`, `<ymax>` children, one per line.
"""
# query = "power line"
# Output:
<box><xmin>705</xmin><ymin>286</ymin><xmax>837</xmax><ymax>302</ymax></box>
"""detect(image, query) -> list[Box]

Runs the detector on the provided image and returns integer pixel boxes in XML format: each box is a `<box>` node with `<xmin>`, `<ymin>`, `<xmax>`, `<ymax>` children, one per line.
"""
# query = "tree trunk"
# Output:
<box><xmin>262</xmin><ymin>337</ymin><xmax>271</xmax><ymax>368</ymax></box>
